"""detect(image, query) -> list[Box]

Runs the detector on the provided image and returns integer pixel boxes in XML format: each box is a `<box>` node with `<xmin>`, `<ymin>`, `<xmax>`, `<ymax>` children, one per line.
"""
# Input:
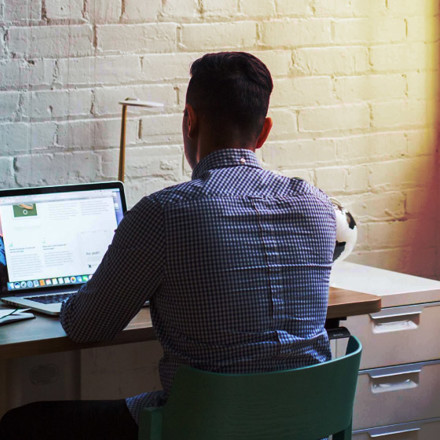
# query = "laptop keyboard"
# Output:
<box><xmin>25</xmin><ymin>292</ymin><xmax>76</xmax><ymax>304</ymax></box>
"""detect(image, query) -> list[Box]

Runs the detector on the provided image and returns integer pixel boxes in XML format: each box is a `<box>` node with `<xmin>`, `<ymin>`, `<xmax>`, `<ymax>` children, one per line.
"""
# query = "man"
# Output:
<box><xmin>0</xmin><ymin>52</ymin><xmax>336</xmax><ymax>439</ymax></box>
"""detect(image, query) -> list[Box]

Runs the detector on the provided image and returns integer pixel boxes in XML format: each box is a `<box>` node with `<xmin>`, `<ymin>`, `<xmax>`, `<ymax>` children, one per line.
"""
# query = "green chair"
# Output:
<box><xmin>138</xmin><ymin>336</ymin><xmax>362</xmax><ymax>440</ymax></box>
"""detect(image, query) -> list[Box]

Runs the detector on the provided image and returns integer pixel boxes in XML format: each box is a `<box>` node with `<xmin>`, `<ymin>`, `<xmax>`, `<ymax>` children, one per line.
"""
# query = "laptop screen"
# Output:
<box><xmin>0</xmin><ymin>182</ymin><xmax>126</xmax><ymax>295</ymax></box>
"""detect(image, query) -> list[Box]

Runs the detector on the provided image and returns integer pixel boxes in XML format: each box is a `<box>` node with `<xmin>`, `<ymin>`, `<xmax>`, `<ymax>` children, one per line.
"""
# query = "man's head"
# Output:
<box><xmin>183</xmin><ymin>52</ymin><xmax>273</xmax><ymax>168</ymax></box>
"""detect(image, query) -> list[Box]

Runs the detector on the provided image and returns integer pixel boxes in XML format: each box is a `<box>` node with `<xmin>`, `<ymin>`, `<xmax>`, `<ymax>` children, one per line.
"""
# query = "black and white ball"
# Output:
<box><xmin>332</xmin><ymin>199</ymin><xmax>358</xmax><ymax>263</ymax></box>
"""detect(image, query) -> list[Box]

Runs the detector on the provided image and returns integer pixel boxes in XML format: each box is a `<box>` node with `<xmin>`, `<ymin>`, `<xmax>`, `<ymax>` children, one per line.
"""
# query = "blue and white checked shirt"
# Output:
<box><xmin>60</xmin><ymin>148</ymin><xmax>336</xmax><ymax>423</ymax></box>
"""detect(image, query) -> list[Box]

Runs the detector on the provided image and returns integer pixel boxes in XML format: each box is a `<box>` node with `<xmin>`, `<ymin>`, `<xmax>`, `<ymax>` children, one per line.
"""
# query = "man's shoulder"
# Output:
<box><xmin>140</xmin><ymin>179</ymin><xmax>203</xmax><ymax>207</ymax></box>
<box><xmin>285</xmin><ymin>176</ymin><xmax>333</xmax><ymax>206</ymax></box>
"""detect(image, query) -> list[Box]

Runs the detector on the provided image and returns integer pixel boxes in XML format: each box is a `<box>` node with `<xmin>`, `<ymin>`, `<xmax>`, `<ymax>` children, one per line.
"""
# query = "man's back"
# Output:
<box><xmin>60</xmin><ymin>148</ymin><xmax>336</xmax><ymax>421</ymax></box>
<box><xmin>148</xmin><ymin>149</ymin><xmax>336</xmax><ymax>389</ymax></box>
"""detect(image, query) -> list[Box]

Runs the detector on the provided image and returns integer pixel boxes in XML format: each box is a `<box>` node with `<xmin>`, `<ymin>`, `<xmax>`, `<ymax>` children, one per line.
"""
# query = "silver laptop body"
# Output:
<box><xmin>0</xmin><ymin>182</ymin><xmax>126</xmax><ymax>315</ymax></box>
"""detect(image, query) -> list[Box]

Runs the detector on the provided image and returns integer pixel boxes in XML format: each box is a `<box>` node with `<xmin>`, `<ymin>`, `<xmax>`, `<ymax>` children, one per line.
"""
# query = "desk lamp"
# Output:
<box><xmin>118</xmin><ymin>98</ymin><xmax>164</xmax><ymax>182</ymax></box>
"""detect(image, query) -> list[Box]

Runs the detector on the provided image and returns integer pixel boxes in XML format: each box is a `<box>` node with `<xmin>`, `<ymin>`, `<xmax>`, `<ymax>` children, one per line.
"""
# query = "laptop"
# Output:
<box><xmin>0</xmin><ymin>181</ymin><xmax>126</xmax><ymax>315</ymax></box>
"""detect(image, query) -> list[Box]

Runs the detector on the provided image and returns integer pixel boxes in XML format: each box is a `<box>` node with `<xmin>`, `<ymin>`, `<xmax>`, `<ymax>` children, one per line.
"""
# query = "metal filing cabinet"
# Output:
<box><xmin>331</xmin><ymin>262</ymin><xmax>440</xmax><ymax>440</ymax></box>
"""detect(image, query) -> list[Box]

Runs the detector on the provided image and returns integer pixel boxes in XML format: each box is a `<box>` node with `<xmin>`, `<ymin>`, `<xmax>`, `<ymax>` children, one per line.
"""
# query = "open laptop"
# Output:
<box><xmin>0</xmin><ymin>181</ymin><xmax>126</xmax><ymax>315</ymax></box>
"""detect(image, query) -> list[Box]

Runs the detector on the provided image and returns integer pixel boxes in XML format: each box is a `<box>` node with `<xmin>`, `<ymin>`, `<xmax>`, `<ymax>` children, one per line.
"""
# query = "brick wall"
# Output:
<box><xmin>0</xmin><ymin>0</ymin><xmax>439</xmax><ymax>278</ymax></box>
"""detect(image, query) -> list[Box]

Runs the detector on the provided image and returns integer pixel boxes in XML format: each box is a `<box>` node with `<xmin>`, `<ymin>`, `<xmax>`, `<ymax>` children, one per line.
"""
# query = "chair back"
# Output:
<box><xmin>139</xmin><ymin>335</ymin><xmax>362</xmax><ymax>440</ymax></box>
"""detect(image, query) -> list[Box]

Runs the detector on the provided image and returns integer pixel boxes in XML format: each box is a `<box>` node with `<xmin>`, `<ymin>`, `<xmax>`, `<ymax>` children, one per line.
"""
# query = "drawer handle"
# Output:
<box><xmin>369</xmin><ymin>427</ymin><xmax>420</xmax><ymax>438</ymax></box>
<box><xmin>368</xmin><ymin>365</ymin><xmax>421</xmax><ymax>393</ymax></box>
<box><xmin>369</xmin><ymin>366</ymin><xmax>422</xmax><ymax>379</ymax></box>
<box><xmin>370</xmin><ymin>306</ymin><xmax>423</xmax><ymax>320</ymax></box>
<box><xmin>370</xmin><ymin>307</ymin><xmax>423</xmax><ymax>333</ymax></box>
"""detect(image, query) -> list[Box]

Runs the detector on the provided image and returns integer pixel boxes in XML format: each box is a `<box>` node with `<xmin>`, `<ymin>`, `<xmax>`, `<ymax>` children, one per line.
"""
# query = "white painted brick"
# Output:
<box><xmin>122</xmin><ymin>0</ymin><xmax>161</xmax><ymax>22</ymax></box>
<box><xmin>22</xmin><ymin>89</ymin><xmax>92</xmax><ymax>119</ymax></box>
<box><xmin>250</xmin><ymin>51</ymin><xmax>292</xmax><ymax>77</ymax></box>
<box><xmin>56</xmin><ymin>56</ymin><xmax>143</xmax><ymax>86</ymax></box>
<box><xmin>369</xmin><ymin>43</ymin><xmax>429</xmax><ymax>72</ymax></box>
<box><xmin>346</xmin><ymin>165</ymin><xmax>369</xmax><ymax>192</ymax></box>
<box><xmin>272</xmin><ymin>77</ymin><xmax>335</xmax><ymax>107</ymax></box>
<box><xmin>15</xmin><ymin>152</ymin><xmax>101</xmax><ymax>186</ymax></box>
<box><xmin>368</xmin><ymin>157</ymin><xmax>436</xmax><ymax>190</ymax></box>
<box><xmin>0</xmin><ymin>92</ymin><xmax>20</xmax><ymax>120</ymax></box>
<box><xmin>265</xmin><ymin>108</ymin><xmax>298</xmax><ymax>140</ymax></box>
<box><xmin>274</xmin><ymin>0</ymin><xmax>311</xmax><ymax>15</ymax></box>
<box><xmin>0</xmin><ymin>122</ymin><xmax>57</xmax><ymax>154</ymax></box>
<box><xmin>335</xmin><ymin>74</ymin><xmax>406</xmax><ymax>102</ymax></box>
<box><xmin>315</xmin><ymin>166</ymin><xmax>346</xmax><ymax>193</ymax></box>
<box><xmin>262</xmin><ymin>138</ymin><xmax>336</xmax><ymax>168</ymax></box>
<box><xmin>367</xmin><ymin>219</ymin><xmax>435</xmax><ymax>249</ymax></box>
<box><xmin>336</xmin><ymin>132</ymin><xmax>407</xmax><ymax>162</ymax></box>
<box><xmin>8</xmin><ymin>25</ymin><xmax>93</xmax><ymax>58</ymax></box>
<box><xmin>142</xmin><ymin>53</ymin><xmax>197</xmax><ymax>82</ymax></box>
<box><xmin>161</xmin><ymin>0</ymin><xmax>200</xmax><ymax>19</ymax></box>
<box><xmin>407</xmin><ymin>16</ymin><xmax>437</xmax><ymax>43</ymax></box>
<box><xmin>4</xmin><ymin>0</ymin><xmax>42</xmax><ymax>22</ymax></box>
<box><xmin>97</xmin><ymin>24</ymin><xmax>177</xmax><ymax>53</ymax></box>
<box><xmin>0</xmin><ymin>59</ymin><xmax>56</xmax><ymax>89</ymax></box>
<box><xmin>298</xmin><ymin>104</ymin><xmax>370</xmax><ymax>132</ymax></box>
<box><xmin>371</xmin><ymin>100</ymin><xmax>430</xmax><ymax>129</ymax></box>
<box><xmin>260</xmin><ymin>19</ymin><xmax>331</xmax><ymax>47</ymax></box>
<box><xmin>203</xmin><ymin>0</ymin><xmax>238</xmax><ymax>17</ymax></box>
<box><xmin>293</xmin><ymin>46</ymin><xmax>369</xmax><ymax>75</ymax></box>
<box><xmin>348</xmin><ymin>192</ymin><xmax>405</xmax><ymax>221</ymax></box>
<box><xmin>45</xmin><ymin>0</ymin><xmax>83</xmax><ymax>19</ymax></box>
<box><xmin>85</xmin><ymin>0</ymin><xmax>121</xmax><ymax>23</ymax></box>
<box><xmin>240</xmin><ymin>0</ymin><xmax>276</xmax><ymax>17</ymax></box>
<box><xmin>181</xmin><ymin>22</ymin><xmax>257</xmax><ymax>51</ymax></box>
<box><xmin>347</xmin><ymin>0</ymin><xmax>388</xmax><ymax>17</ymax></box>
<box><xmin>333</xmin><ymin>18</ymin><xmax>406</xmax><ymax>44</ymax></box>
<box><xmin>102</xmin><ymin>145</ymin><xmax>182</xmax><ymax>180</ymax></box>
<box><xmin>387</xmin><ymin>0</ymin><xmax>426</xmax><ymax>17</ymax></box>
<box><xmin>406</xmin><ymin>72</ymin><xmax>431</xmax><ymax>100</ymax></box>
<box><xmin>57</xmin><ymin>118</ymin><xmax>138</xmax><ymax>149</ymax></box>
<box><xmin>406</xmin><ymin>129</ymin><xmax>437</xmax><ymax>157</ymax></box>
<box><xmin>0</xmin><ymin>157</ymin><xmax>14</xmax><ymax>187</ymax></box>
<box><xmin>175</xmin><ymin>81</ymin><xmax>189</xmax><ymax>108</ymax></box>
<box><xmin>140</xmin><ymin>113</ymin><xmax>182</xmax><ymax>140</ymax></box>
<box><xmin>94</xmin><ymin>85</ymin><xmax>176</xmax><ymax>116</ymax></box>
<box><xmin>312</xmin><ymin>0</ymin><xmax>352</xmax><ymax>17</ymax></box>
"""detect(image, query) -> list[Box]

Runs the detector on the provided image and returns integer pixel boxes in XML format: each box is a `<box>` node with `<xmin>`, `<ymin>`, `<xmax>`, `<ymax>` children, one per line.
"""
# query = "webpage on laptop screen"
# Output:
<box><xmin>0</xmin><ymin>189</ymin><xmax>121</xmax><ymax>292</ymax></box>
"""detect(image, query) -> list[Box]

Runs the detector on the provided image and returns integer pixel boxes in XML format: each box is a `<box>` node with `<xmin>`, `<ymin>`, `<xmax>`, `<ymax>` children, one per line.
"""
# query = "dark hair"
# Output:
<box><xmin>186</xmin><ymin>52</ymin><xmax>273</xmax><ymax>140</ymax></box>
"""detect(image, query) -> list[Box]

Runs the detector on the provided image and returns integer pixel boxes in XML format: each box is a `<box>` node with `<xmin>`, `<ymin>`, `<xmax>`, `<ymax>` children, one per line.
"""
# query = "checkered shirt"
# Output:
<box><xmin>60</xmin><ymin>148</ymin><xmax>336</xmax><ymax>423</ymax></box>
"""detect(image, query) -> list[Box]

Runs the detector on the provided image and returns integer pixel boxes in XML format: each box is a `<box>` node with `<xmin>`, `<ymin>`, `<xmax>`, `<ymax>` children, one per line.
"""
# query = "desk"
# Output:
<box><xmin>0</xmin><ymin>287</ymin><xmax>381</xmax><ymax>361</ymax></box>
<box><xmin>0</xmin><ymin>285</ymin><xmax>380</xmax><ymax>418</ymax></box>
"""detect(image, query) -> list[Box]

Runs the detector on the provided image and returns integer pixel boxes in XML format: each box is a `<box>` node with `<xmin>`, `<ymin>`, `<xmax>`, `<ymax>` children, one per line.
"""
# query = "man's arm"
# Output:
<box><xmin>60</xmin><ymin>196</ymin><xmax>164</xmax><ymax>343</ymax></box>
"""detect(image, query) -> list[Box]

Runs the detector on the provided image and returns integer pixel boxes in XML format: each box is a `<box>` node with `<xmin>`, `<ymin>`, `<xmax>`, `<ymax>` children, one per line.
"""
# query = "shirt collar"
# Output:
<box><xmin>192</xmin><ymin>149</ymin><xmax>262</xmax><ymax>179</ymax></box>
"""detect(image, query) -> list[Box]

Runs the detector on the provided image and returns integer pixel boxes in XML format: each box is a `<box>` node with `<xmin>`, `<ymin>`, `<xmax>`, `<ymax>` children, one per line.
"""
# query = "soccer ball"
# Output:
<box><xmin>332</xmin><ymin>199</ymin><xmax>358</xmax><ymax>263</ymax></box>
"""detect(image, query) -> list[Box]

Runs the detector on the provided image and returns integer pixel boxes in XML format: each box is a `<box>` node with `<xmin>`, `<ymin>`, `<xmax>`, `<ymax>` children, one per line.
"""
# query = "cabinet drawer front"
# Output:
<box><xmin>353</xmin><ymin>361</ymin><xmax>440</xmax><ymax>430</ymax></box>
<box><xmin>337</xmin><ymin>303</ymin><xmax>440</xmax><ymax>369</ymax></box>
<box><xmin>353</xmin><ymin>418</ymin><xmax>440</xmax><ymax>440</ymax></box>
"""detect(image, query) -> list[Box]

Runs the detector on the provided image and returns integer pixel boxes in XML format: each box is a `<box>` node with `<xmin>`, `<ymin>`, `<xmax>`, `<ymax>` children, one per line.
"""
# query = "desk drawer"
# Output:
<box><xmin>353</xmin><ymin>360</ymin><xmax>440</xmax><ymax>430</ymax></box>
<box><xmin>337</xmin><ymin>302</ymin><xmax>440</xmax><ymax>369</ymax></box>
<box><xmin>353</xmin><ymin>418</ymin><xmax>440</xmax><ymax>440</ymax></box>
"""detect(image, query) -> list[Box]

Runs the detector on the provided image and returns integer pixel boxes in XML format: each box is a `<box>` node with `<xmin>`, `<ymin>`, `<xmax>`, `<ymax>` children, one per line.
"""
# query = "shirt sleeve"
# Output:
<box><xmin>60</xmin><ymin>195</ymin><xmax>165</xmax><ymax>343</ymax></box>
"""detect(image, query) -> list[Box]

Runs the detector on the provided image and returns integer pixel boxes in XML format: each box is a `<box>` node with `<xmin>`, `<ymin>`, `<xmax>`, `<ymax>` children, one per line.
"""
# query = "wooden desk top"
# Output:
<box><xmin>0</xmin><ymin>287</ymin><xmax>380</xmax><ymax>360</ymax></box>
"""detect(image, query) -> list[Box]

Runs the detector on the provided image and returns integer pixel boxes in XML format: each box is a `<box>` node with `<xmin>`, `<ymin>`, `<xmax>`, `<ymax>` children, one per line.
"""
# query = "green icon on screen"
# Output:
<box><xmin>13</xmin><ymin>203</ymin><xmax>38</xmax><ymax>217</ymax></box>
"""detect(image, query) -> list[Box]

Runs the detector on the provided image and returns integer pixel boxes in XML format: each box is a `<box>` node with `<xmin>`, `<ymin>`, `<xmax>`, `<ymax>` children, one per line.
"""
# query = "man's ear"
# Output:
<box><xmin>185</xmin><ymin>103</ymin><xmax>198</xmax><ymax>138</ymax></box>
<box><xmin>254</xmin><ymin>117</ymin><xmax>273</xmax><ymax>150</ymax></box>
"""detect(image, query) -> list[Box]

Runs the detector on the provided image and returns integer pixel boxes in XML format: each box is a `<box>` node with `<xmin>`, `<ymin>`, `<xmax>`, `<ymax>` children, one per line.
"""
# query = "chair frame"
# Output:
<box><xmin>139</xmin><ymin>336</ymin><xmax>362</xmax><ymax>440</ymax></box>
